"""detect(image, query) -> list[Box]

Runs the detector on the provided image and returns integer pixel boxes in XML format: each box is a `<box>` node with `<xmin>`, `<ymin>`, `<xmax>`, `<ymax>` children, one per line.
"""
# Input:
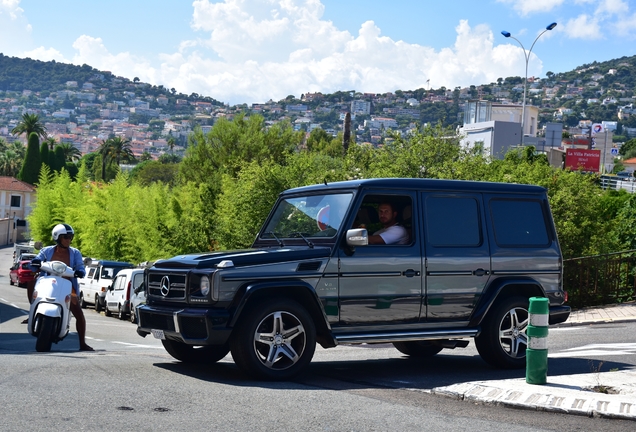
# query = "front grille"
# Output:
<box><xmin>140</xmin><ymin>312</ymin><xmax>175</xmax><ymax>332</ymax></box>
<box><xmin>180</xmin><ymin>317</ymin><xmax>208</xmax><ymax>339</ymax></box>
<box><xmin>148</xmin><ymin>272</ymin><xmax>187</xmax><ymax>300</ymax></box>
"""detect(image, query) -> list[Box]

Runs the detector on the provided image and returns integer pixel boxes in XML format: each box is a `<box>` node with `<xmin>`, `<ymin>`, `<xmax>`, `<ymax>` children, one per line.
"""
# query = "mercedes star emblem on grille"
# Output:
<box><xmin>160</xmin><ymin>276</ymin><xmax>171</xmax><ymax>296</ymax></box>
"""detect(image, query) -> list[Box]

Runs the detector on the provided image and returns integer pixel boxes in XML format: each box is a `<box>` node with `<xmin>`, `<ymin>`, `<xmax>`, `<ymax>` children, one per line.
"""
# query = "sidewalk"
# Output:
<box><xmin>427</xmin><ymin>302</ymin><xmax>636</xmax><ymax>420</ymax></box>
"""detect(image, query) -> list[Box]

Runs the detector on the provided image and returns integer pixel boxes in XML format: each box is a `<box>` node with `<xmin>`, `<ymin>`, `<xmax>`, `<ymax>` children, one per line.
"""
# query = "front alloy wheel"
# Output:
<box><xmin>231</xmin><ymin>298</ymin><xmax>316</xmax><ymax>380</ymax></box>
<box><xmin>475</xmin><ymin>296</ymin><xmax>529</xmax><ymax>369</ymax></box>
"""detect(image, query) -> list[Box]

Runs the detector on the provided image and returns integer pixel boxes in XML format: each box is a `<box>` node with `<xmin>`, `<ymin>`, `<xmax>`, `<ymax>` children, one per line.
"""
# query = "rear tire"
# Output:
<box><xmin>230</xmin><ymin>298</ymin><xmax>316</xmax><ymax>380</ymax></box>
<box><xmin>475</xmin><ymin>296</ymin><xmax>529</xmax><ymax>369</ymax></box>
<box><xmin>161</xmin><ymin>339</ymin><xmax>230</xmax><ymax>364</ymax></box>
<box><xmin>118</xmin><ymin>305</ymin><xmax>126</xmax><ymax>320</ymax></box>
<box><xmin>393</xmin><ymin>341</ymin><xmax>443</xmax><ymax>358</ymax></box>
<box><xmin>95</xmin><ymin>295</ymin><xmax>103</xmax><ymax>312</ymax></box>
<box><xmin>80</xmin><ymin>293</ymin><xmax>86</xmax><ymax>309</ymax></box>
<box><xmin>35</xmin><ymin>315</ymin><xmax>57</xmax><ymax>352</ymax></box>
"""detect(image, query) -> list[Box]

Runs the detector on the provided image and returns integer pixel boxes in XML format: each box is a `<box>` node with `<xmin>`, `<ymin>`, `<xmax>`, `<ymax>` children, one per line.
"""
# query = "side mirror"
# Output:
<box><xmin>346</xmin><ymin>228</ymin><xmax>368</xmax><ymax>247</ymax></box>
<box><xmin>344</xmin><ymin>228</ymin><xmax>368</xmax><ymax>256</ymax></box>
<box><xmin>107</xmin><ymin>285</ymin><xmax>113</xmax><ymax>291</ymax></box>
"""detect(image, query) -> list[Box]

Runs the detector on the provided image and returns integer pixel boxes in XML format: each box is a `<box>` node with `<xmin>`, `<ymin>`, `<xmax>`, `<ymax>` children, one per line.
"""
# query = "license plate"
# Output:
<box><xmin>151</xmin><ymin>329</ymin><xmax>165</xmax><ymax>340</ymax></box>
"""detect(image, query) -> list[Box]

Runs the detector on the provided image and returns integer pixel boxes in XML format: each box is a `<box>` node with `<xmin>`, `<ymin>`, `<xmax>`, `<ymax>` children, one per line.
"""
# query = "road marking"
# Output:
<box><xmin>550</xmin><ymin>342</ymin><xmax>636</xmax><ymax>358</ymax></box>
<box><xmin>111</xmin><ymin>341</ymin><xmax>164</xmax><ymax>349</ymax></box>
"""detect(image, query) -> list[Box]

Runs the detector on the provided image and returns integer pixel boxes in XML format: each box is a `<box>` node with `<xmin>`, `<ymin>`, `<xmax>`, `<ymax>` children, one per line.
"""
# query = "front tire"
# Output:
<box><xmin>130</xmin><ymin>307</ymin><xmax>137</xmax><ymax>324</ymax></box>
<box><xmin>162</xmin><ymin>339</ymin><xmax>230</xmax><ymax>364</ymax></box>
<box><xmin>475</xmin><ymin>296</ymin><xmax>529</xmax><ymax>369</ymax></box>
<box><xmin>230</xmin><ymin>298</ymin><xmax>316</xmax><ymax>380</ymax></box>
<box><xmin>35</xmin><ymin>315</ymin><xmax>57</xmax><ymax>352</ymax></box>
<box><xmin>393</xmin><ymin>341</ymin><xmax>443</xmax><ymax>358</ymax></box>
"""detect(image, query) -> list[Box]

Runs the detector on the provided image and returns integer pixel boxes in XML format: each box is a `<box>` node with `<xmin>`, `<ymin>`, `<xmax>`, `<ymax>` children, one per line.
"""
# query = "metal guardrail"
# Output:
<box><xmin>563</xmin><ymin>249</ymin><xmax>636</xmax><ymax>308</ymax></box>
<box><xmin>599</xmin><ymin>175</ymin><xmax>636</xmax><ymax>193</ymax></box>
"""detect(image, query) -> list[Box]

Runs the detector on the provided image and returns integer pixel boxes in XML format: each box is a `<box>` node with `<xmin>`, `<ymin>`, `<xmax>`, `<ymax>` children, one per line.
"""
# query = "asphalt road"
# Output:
<box><xmin>1</xmin><ymin>245</ymin><xmax>635</xmax><ymax>431</ymax></box>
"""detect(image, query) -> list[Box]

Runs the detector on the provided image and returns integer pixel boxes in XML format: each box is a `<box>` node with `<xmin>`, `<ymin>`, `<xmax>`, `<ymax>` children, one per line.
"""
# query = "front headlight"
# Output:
<box><xmin>200</xmin><ymin>275</ymin><xmax>210</xmax><ymax>297</ymax></box>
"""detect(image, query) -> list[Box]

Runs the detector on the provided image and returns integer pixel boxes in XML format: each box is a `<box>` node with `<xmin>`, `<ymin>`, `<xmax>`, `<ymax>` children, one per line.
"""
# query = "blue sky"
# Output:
<box><xmin>1</xmin><ymin>0</ymin><xmax>635</xmax><ymax>104</ymax></box>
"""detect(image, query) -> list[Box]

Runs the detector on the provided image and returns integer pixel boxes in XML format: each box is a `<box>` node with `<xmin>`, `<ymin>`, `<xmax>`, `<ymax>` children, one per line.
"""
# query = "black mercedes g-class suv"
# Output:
<box><xmin>137</xmin><ymin>178</ymin><xmax>570</xmax><ymax>380</ymax></box>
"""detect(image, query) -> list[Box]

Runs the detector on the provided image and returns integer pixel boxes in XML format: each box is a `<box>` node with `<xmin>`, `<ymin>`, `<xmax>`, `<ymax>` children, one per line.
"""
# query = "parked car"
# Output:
<box><xmin>78</xmin><ymin>260</ymin><xmax>134</xmax><ymax>311</ymax></box>
<box><xmin>104</xmin><ymin>268</ymin><xmax>145</xmax><ymax>320</ymax></box>
<box><xmin>129</xmin><ymin>277</ymin><xmax>147</xmax><ymax>324</ymax></box>
<box><xmin>9</xmin><ymin>260</ymin><xmax>36</xmax><ymax>287</ymax></box>
<box><xmin>616</xmin><ymin>171</ymin><xmax>635</xmax><ymax>181</ymax></box>
<box><xmin>137</xmin><ymin>178</ymin><xmax>570</xmax><ymax>380</ymax></box>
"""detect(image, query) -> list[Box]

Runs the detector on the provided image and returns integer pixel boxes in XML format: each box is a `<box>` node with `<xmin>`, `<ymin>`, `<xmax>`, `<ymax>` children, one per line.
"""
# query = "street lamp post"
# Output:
<box><xmin>501</xmin><ymin>22</ymin><xmax>557</xmax><ymax>146</ymax></box>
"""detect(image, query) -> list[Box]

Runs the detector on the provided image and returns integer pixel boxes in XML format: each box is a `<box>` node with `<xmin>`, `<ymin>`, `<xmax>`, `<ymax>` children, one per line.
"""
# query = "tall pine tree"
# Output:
<box><xmin>40</xmin><ymin>141</ymin><xmax>50</xmax><ymax>171</ymax></box>
<box><xmin>17</xmin><ymin>132</ymin><xmax>41</xmax><ymax>185</ymax></box>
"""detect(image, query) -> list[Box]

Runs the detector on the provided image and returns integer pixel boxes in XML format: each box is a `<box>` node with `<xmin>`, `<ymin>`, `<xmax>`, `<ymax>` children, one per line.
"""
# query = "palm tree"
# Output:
<box><xmin>58</xmin><ymin>143</ymin><xmax>82</xmax><ymax>162</ymax></box>
<box><xmin>108</xmin><ymin>136</ymin><xmax>135</xmax><ymax>166</ymax></box>
<box><xmin>98</xmin><ymin>139</ymin><xmax>113</xmax><ymax>181</ymax></box>
<box><xmin>0</xmin><ymin>150</ymin><xmax>23</xmax><ymax>176</ymax></box>
<box><xmin>11</xmin><ymin>113</ymin><xmax>47</xmax><ymax>140</ymax></box>
<box><xmin>43</xmin><ymin>137</ymin><xmax>57</xmax><ymax>151</ymax></box>
<box><xmin>167</xmin><ymin>136</ymin><xmax>176</xmax><ymax>155</ymax></box>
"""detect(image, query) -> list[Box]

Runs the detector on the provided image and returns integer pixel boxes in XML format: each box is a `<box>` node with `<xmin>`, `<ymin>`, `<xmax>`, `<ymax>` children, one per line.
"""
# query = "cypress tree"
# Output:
<box><xmin>40</xmin><ymin>141</ymin><xmax>50</xmax><ymax>170</ymax></box>
<box><xmin>17</xmin><ymin>132</ymin><xmax>42</xmax><ymax>185</ymax></box>
<box><xmin>54</xmin><ymin>146</ymin><xmax>66</xmax><ymax>172</ymax></box>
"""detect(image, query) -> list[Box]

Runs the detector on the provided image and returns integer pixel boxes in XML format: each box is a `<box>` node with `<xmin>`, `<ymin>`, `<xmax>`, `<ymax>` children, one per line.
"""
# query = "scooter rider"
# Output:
<box><xmin>27</xmin><ymin>224</ymin><xmax>94</xmax><ymax>351</ymax></box>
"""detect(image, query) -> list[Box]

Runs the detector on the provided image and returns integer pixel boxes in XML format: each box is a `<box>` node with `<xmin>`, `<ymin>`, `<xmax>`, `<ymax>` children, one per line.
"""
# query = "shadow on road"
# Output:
<box><xmin>151</xmin><ymin>347</ymin><xmax>635</xmax><ymax>391</ymax></box>
<box><xmin>0</xmin><ymin>298</ymin><xmax>26</xmax><ymax>324</ymax></box>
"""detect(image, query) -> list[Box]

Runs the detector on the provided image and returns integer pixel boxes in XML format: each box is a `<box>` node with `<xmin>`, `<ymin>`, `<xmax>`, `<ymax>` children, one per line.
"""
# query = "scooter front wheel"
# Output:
<box><xmin>35</xmin><ymin>315</ymin><xmax>58</xmax><ymax>352</ymax></box>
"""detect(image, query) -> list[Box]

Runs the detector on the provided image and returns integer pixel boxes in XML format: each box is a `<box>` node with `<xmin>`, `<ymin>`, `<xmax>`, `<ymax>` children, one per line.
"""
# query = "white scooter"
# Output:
<box><xmin>28</xmin><ymin>260</ymin><xmax>74</xmax><ymax>352</ymax></box>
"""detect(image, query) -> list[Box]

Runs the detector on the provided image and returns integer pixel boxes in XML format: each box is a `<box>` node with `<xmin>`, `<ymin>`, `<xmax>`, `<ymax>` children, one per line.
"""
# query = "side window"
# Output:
<box><xmin>425</xmin><ymin>196</ymin><xmax>481</xmax><ymax>247</ymax></box>
<box><xmin>101</xmin><ymin>267</ymin><xmax>114</xmax><ymax>279</ymax></box>
<box><xmin>353</xmin><ymin>194</ymin><xmax>413</xmax><ymax>246</ymax></box>
<box><xmin>87</xmin><ymin>267</ymin><xmax>97</xmax><ymax>279</ymax></box>
<box><xmin>114</xmin><ymin>275</ymin><xmax>125</xmax><ymax>291</ymax></box>
<box><xmin>489</xmin><ymin>199</ymin><xmax>550</xmax><ymax>247</ymax></box>
<box><xmin>132</xmin><ymin>273</ymin><xmax>144</xmax><ymax>290</ymax></box>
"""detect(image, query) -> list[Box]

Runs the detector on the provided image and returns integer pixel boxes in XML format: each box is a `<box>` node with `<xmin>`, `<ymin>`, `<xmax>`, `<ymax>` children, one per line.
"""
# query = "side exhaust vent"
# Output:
<box><xmin>296</xmin><ymin>261</ymin><xmax>322</xmax><ymax>272</ymax></box>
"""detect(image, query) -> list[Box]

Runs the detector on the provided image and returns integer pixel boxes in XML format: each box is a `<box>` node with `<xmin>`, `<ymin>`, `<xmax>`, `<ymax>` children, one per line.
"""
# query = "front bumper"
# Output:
<box><xmin>136</xmin><ymin>304</ymin><xmax>232</xmax><ymax>345</ymax></box>
<box><xmin>549</xmin><ymin>305</ymin><xmax>571</xmax><ymax>325</ymax></box>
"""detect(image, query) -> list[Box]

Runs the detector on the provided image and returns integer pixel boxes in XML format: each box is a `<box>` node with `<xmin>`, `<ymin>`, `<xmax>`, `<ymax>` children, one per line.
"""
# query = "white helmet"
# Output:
<box><xmin>52</xmin><ymin>223</ymin><xmax>74</xmax><ymax>241</ymax></box>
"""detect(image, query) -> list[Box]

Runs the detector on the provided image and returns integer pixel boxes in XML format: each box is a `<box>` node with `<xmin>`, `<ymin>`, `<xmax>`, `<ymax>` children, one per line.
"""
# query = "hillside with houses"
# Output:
<box><xmin>1</xmin><ymin>52</ymin><xmax>636</xmax><ymax>160</ymax></box>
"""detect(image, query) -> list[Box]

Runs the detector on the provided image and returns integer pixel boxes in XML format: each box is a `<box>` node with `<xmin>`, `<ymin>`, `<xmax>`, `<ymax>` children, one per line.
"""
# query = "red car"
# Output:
<box><xmin>9</xmin><ymin>260</ymin><xmax>36</xmax><ymax>288</ymax></box>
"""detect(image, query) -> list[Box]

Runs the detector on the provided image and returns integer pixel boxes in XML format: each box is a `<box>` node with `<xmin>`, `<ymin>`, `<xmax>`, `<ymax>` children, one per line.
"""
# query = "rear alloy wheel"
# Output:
<box><xmin>162</xmin><ymin>339</ymin><xmax>230</xmax><ymax>364</ymax></box>
<box><xmin>393</xmin><ymin>341</ymin><xmax>443</xmax><ymax>358</ymax></box>
<box><xmin>230</xmin><ymin>298</ymin><xmax>316</xmax><ymax>380</ymax></box>
<box><xmin>475</xmin><ymin>296</ymin><xmax>529</xmax><ymax>369</ymax></box>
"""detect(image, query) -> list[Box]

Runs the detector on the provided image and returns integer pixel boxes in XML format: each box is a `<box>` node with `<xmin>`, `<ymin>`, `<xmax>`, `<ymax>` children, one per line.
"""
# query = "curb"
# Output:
<box><xmin>424</xmin><ymin>381</ymin><xmax>636</xmax><ymax>420</ymax></box>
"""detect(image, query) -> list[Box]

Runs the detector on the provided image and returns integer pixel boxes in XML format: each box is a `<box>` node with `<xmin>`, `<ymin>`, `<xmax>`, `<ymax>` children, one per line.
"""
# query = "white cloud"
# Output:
<box><xmin>22</xmin><ymin>46</ymin><xmax>67</xmax><ymax>62</ymax></box>
<box><xmin>496</xmin><ymin>0</ymin><xmax>566</xmax><ymax>16</ymax></box>
<box><xmin>0</xmin><ymin>0</ymin><xmax>32</xmax><ymax>56</ymax></box>
<box><xmin>595</xmin><ymin>0</ymin><xmax>629</xmax><ymax>15</ymax></box>
<box><xmin>615</xmin><ymin>12</ymin><xmax>636</xmax><ymax>36</ymax></box>
<box><xmin>561</xmin><ymin>14</ymin><xmax>603</xmax><ymax>39</ymax></box>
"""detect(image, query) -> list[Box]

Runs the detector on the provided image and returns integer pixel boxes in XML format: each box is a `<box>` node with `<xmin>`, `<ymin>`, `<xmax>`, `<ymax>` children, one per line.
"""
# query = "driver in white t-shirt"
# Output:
<box><xmin>368</xmin><ymin>202</ymin><xmax>409</xmax><ymax>245</ymax></box>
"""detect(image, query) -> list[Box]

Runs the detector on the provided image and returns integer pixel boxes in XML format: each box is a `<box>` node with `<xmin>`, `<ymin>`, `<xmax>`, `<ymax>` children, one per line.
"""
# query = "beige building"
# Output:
<box><xmin>0</xmin><ymin>177</ymin><xmax>36</xmax><ymax>245</ymax></box>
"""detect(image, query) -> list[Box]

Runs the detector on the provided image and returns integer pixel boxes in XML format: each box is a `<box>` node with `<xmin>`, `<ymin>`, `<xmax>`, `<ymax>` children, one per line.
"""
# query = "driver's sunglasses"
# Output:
<box><xmin>60</xmin><ymin>234</ymin><xmax>74</xmax><ymax>240</ymax></box>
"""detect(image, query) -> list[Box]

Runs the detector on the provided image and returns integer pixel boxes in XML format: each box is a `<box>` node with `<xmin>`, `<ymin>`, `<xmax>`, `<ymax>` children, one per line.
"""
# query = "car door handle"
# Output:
<box><xmin>473</xmin><ymin>268</ymin><xmax>489</xmax><ymax>277</ymax></box>
<box><xmin>403</xmin><ymin>269</ymin><xmax>420</xmax><ymax>278</ymax></box>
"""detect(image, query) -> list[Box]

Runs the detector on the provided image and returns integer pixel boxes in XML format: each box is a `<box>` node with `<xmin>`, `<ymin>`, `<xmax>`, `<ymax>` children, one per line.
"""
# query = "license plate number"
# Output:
<box><xmin>151</xmin><ymin>329</ymin><xmax>165</xmax><ymax>340</ymax></box>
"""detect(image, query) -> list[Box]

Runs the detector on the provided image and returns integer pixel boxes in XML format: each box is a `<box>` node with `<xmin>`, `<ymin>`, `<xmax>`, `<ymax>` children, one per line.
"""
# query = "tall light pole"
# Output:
<box><xmin>501</xmin><ymin>22</ymin><xmax>557</xmax><ymax>146</ymax></box>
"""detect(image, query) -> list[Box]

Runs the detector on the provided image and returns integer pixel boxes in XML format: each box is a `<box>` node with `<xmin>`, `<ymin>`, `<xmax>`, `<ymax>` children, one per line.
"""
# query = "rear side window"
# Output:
<box><xmin>489</xmin><ymin>199</ymin><xmax>550</xmax><ymax>247</ymax></box>
<box><xmin>425</xmin><ymin>196</ymin><xmax>481</xmax><ymax>247</ymax></box>
<box><xmin>132</xmin><ymin>273</ymin><xmax>144</xmax><ymax>290</ymax></box>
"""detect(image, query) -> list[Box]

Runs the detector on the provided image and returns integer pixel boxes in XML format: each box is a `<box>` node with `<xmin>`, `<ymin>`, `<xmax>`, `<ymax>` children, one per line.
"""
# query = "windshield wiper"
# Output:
<box><xmin>266</xmin><ymin>231</ymin><xmax>285</xmax><ymax>247</ymax></box>
<box><xmin>290</xmin><ymin>232</ymin><xmax>314</xmax><ymax>249</ymax></box>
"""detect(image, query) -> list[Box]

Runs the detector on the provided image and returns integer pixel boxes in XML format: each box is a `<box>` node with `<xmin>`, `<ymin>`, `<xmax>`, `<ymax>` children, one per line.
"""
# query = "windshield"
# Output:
<box><xmin>261</xmin><ymin>193</ymin><xmax>353</xmax><ymax>239</ymax></box>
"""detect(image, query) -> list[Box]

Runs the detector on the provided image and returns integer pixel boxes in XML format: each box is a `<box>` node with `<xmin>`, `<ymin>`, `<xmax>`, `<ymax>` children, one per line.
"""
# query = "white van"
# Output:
<box><xmin>78</xmin><ymin>260</ymin><xmax>133</xmax><ymax>311</ymax></box>
<box><xmin>104</xmin><ymin>268</ymin><xmax>144</xmax><ymax>320</ymax></box>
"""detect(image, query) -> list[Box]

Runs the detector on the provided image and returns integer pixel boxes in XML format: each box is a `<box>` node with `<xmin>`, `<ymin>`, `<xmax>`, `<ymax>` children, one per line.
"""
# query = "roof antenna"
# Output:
<box><xmin>324</xmin><ymin>178</ymin><xmax>328</xmax><ymax>186</ymax></box>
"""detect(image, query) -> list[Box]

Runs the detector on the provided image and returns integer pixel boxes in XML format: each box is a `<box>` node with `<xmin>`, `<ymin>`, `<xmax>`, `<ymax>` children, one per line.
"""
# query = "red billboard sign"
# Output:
<box><xmin>565</xmin><ymin>149</ymin><xmax>600</xmax><ymax>172</ymax></box>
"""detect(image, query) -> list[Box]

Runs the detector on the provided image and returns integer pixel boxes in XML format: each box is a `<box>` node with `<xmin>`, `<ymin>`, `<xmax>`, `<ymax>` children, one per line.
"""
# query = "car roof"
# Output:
<box><xmin>86</xmin><ymin>260</ymin><xmax>133</xmax><ymax>267</ymax></box>
<box><xmin>282</xmin><ymin>178</ymin><xmax>546</xmax><ymax>195</ymax></box>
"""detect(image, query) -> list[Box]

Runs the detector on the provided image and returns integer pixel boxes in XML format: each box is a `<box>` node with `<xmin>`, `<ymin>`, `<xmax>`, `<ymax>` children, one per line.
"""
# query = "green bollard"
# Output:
<box><xmin>526</xmin><ymin>297</ymin><xmax>549</xmax><ymax>385</ymax></box>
